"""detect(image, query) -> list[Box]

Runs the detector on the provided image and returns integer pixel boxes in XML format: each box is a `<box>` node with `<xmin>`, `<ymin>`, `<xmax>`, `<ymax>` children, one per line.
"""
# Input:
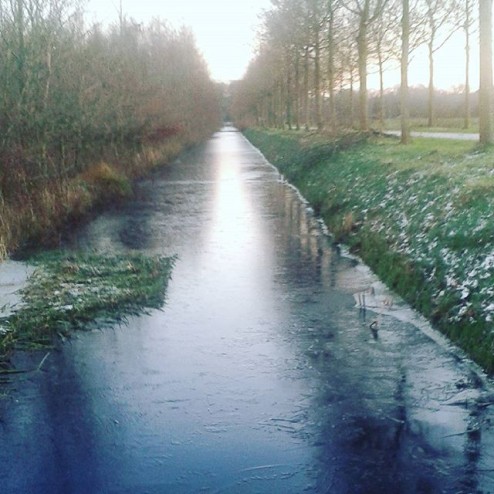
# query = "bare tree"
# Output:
<box><xmin>326</xmin><ymin>0</ymin><xmax>341</xmax><ymax>132</ymax></box>
<box><xmin>341</xmin><ymin>0</ymin><xmax>388</xmax><ymax>131</ymax></box>
<box><xmin>479</xmin><ymin>0</ymin><xmax>493</xmax><ymax>144</ymax></box>
<box><xmin>335</xmin><ymin>20</ymin><xmax>359</xmax><ymax>128</ymax></box>
<box><xmin>400</xmin><ymin>0</ymin><xmax>410</xmax><ymax>143</ymax></box>
<box><xmin>462</xmin><ymin>0</ymin><xmax>476</xmax><ymax>129</ymax></box>
<box><xmin>422</xmin><ymin>0</ymin><xmax>460</xmax><ymax>127</ymax></box>
<box><xmin>312</xmin><ymin>0</ymin><xmax>324</xmax><ymax>130</ymax></box>
<box><xmin>370</xmin><ymin>0</ymin><xmax>400</xmax><ymax>129</ymax></box>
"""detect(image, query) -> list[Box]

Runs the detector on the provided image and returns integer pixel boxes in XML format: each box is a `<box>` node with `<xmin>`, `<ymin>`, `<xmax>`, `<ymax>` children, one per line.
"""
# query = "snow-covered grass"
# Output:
<box><xmin>0</xmin><ymin>252</ymin><xmax>175</xmax><ymax>361</ymax></box>
<box><xmin>245</xmin><ymin>128</ymin><xmax>494</xmax><ymax>374</ymax></box>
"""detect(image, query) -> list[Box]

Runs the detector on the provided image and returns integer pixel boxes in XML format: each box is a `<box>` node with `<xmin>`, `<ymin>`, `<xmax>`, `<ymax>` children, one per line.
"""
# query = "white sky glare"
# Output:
<box><xmin>85</xmin><ymin>0</ymin><xmax>478</xmax><ymax>90</ymax></box>
<box><xmin>85</xmin><ymin>0</ymin><xmax>272</xmax><ymax>83</ymax></box>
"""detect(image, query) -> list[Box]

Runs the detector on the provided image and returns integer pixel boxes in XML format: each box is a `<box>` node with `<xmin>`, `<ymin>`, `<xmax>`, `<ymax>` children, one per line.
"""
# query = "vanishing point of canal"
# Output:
<box><xmin>1</xmin><ymin>127</ymin><xmax>494</xmax><ymax>493</ymax></box>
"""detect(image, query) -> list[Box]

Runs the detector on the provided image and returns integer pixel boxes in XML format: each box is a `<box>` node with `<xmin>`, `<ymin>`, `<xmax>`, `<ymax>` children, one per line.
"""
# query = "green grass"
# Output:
<box><xmin>245</xmin><ymin>128</ymin><xmax>494</xmax><ymax>374</ymax></box>
<box><xmin>0</xmin><ymin>251</ymin><xmax>175</xmax><ymax>360</ymax></box>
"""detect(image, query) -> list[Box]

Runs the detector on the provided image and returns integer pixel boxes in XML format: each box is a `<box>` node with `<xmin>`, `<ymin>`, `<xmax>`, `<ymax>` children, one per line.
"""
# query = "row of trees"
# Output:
<box><xmin>0</xmin><ymin>0</ymin><xmax>221</xmax><ymax>202</ymax></box>
<box><xmin>231</xmin><ymin>0</ymin><xmax>491</xmax><ymax>143</ymax></box>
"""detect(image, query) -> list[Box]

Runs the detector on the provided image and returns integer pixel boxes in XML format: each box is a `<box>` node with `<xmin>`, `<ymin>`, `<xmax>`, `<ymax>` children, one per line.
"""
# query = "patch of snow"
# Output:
<box><xmin>0</xmin><ymin>260</ymin><xmax>34</xmax><ymax>317</ymax></box>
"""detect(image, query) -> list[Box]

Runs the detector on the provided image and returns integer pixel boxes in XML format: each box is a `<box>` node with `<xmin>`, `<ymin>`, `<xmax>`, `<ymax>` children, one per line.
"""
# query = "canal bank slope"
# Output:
<box><xmin>244</xmin><ymin>128</ymin><xmax>494</xmax><ymax>375</ymax></box>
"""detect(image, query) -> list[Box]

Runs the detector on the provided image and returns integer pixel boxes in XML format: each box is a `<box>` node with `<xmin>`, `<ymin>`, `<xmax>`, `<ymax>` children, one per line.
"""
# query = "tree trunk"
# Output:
<box><xmin>314</xmin><ymin>30</ymin><xmax>323</xmax><ymax>130</ymax></box>
<box><xmin>378</xmin><ymin>49</ymin><xmax>385</xmax><ymax>131</ymax></box>
<box><xmin>16</xmin><ymin>0</ymin><xmax>26</xmax><ymax>100</ymax></box>
<box><xmin>286</xmin><ymin>53</ymin><xmax>293</xmax><ymax>130</ymax></box>
<box><xmin>277</xmin><ymin>82</ymin><xmax>284</xmax><ymax>128</ymax></box>
<box><xmin>479</xmin><ymin>0</ymin><xmax>493</xmax><ymax>145</ymax></box>
<box><xmin>400</xmin><ymin>0</ymin><xmax>410</xmax><ymax>144</ymax></box>
<box><xmin>303</xmin><ymin>46</ymin><xmax>310</xmax><ymax>130</ymax></box>
<box><xmin>43</xmin><ymin>49</ymin><xmax>52</xmax><ymax>110</ymax></box>
<box><xmin>295</xmin><ymin>51</ymin><xmax>301</xmax><ymax>130</ymax></box>
<box><xmin>427</xmin><ymin>41</ymin><xmax>435</xmax><ymax>127</ymax></box>
<box><xmin>464</xmin><ymin>9</ymin><xmax>471</xmax><ymax>130</ymax></box>
<box><xmin>350</xmin><ymin>70</ymin><xmax>355</xmax><ymax>128</ymax></box>
<box><xmin>357</xmin><ymin>14</ymin><xmax>369</xmax><ymax>131</ymax></box>
<box><xmin>328</xmin><ymin>3</ymin><xmax>336</xmax><ymax>133</ymax></box>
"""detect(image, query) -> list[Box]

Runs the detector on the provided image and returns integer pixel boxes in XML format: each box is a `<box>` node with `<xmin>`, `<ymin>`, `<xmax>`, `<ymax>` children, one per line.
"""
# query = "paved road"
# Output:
<box><xmin>385</xmin><ymin>130</ymin><xmax>479</xmax><ymax>140</ymax></box>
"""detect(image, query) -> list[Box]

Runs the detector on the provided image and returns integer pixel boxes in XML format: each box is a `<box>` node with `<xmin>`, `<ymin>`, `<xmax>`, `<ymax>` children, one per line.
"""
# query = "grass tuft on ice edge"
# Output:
<box><xmin>0</xmin><ymin>251</ymin><xmax>175</xmax><ymax>359</ymax></box>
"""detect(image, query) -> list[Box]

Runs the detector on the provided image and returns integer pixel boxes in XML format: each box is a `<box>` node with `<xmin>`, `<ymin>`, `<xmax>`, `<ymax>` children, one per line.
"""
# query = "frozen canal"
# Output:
<box><xmin>1</xmin><ymin>127</ymin><xmax>494</xmax><ymax>493</ymax></box>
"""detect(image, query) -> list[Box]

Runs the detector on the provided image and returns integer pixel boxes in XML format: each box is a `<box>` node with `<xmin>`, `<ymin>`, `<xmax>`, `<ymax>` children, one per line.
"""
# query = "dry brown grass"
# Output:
<box><xmin>0</xmin><ymin>139</ymin><xmax>187</xmax><ymax>259</ymax></box>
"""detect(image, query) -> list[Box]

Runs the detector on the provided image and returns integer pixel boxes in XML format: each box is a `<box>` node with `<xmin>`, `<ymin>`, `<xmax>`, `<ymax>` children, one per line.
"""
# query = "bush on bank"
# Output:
<box><xmin>244</xmin><ymin>128</ymin><xmax>494</xmax><ymax>375</ymax></box>
<box><xmin>0</xmin><ymin>1</ymin><xmax>221</xmax><ymax>257</ymax></box>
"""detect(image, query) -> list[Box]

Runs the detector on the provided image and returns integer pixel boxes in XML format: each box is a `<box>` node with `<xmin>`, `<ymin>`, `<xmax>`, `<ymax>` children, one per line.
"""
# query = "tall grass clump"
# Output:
<box><xmin>82</xmin><ymin>163</ymin><xmax>133</xmax><ymax>201</ymax></box>
<box><xmin>245</xmin><ymin>128</ymin><xmax>494</xmax><ymax>374</ymax></box>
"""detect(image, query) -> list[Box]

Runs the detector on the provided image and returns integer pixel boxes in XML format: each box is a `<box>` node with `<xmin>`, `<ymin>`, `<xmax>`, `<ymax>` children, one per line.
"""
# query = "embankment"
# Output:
<box><xmin>0</xmin><ymin>136</ymin><xmax>188</xmax><ymax>258</ymax></box>
<box><xmin>245</xmin><ymin>128</ymin><xmax>494</xmax><ymax>375</ymax></box>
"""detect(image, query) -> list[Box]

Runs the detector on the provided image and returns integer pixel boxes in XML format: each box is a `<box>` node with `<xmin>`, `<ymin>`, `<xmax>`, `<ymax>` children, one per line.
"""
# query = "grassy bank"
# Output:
<box><xmin>245</xmin><ymin>128</ymin><xmax>494</xmax><ymax>374</ymax></box>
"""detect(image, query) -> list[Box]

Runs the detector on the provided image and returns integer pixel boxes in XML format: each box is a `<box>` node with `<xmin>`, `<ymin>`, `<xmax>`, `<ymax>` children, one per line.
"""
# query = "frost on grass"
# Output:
<box><xmin>294</xmin><ymin>134</ymin><xmax>494</xmax><ymax>330</ymax></box>
<box><xmin>339</xmin><ymin>147</ymin><xmax>494</xmax><ymax>329</ymax></box>
<box><xmin>0</xmin><ymin>251</ymin><xmax>176</xmax><ymax>350</ymax></box>
<box><xmin>246</xmin><ymin>130</ymin><xmax>494</xmax><ymax>371</ymax></box>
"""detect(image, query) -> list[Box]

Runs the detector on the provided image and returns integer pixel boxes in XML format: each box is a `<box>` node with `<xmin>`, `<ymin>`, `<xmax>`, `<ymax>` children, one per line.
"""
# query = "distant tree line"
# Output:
<box><xmin>0</xmin><ymin>0</ymin><xmax>220</xmax><ymax>213</ymax></box>
<box><xmin>231</xmin><ymin>0</ymin><xmax>486</xmax><ymax>140</ymax></box>
<box><xmin>328</xmin><ymin>85</ymin><xmax>479</xmax><ymax>126</ymax></box>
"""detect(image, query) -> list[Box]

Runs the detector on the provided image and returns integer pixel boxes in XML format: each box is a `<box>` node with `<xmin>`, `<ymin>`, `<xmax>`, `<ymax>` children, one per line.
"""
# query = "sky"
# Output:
<box><xmin>85</xmin><ymin>0</ymin><xmax>478</xmax><ymax>90</ymax></box>
<box><xmin>380</xmin><ymin>33</ymin><xmax>479</xmax><ymax>91</ymax></box>
<box><xmin>85</xmin><ymin>0</ymin><xmax>272</xmax><ymax>83</ymax></box>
